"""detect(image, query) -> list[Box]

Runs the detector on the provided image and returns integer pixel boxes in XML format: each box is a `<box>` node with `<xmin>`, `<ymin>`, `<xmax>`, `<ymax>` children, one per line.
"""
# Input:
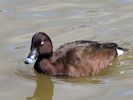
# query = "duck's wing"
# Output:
<box><xmin>52</xmin><ymin>40</ymin><xmax>127</xmax><ymax>76</ymax></box>
<box><xmin>52</xmin><ymin>41</ymin><xmax>119</xmax><ymax>62</ymax></box>
<box><xmin>52</xmin><ymin>40</ymin><xmax>98</xmax><ymax>63</ymax></box>
<box><xmin>53</xmin><ymin>41</ymin><xmax>118</xmax><ymax>76</ymax></box>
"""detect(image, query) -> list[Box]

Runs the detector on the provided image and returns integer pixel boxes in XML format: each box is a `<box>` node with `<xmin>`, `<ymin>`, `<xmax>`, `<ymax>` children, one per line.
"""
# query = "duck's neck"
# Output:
<box><xmin>34</xmin><ymin>52</ymin><xmax>58</xmax><ymax>75</ymax></box>
<box><xmin>34</xmin><ymin>52</ymin><xmax>67</xmax><ymax>76</ymax></box>
<box><xmin>38</xmin><ymin>52</ymin><xmax>53</xmax><ymax>59</ymax></box>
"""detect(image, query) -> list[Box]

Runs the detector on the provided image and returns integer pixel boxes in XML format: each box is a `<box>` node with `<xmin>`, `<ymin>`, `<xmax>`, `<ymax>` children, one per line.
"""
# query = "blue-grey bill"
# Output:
<box><xmin>24</xmin><ymin>49</ymin><xmax>38</xmax><ymax>64</ymax></box>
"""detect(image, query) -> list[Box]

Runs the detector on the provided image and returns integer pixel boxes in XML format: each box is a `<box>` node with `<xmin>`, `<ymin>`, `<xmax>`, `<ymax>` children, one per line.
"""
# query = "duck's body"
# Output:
<box><xmin>25</xmin><ymin>32</ymin><xmax>127</xmax><ymax>77</ymax></box>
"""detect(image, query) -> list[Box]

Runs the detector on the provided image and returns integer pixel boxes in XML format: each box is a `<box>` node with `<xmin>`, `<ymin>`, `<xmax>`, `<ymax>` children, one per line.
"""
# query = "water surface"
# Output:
<box><xmin>0</xmin><ymin>0</ymin><xmax>133</xmax><ymax>100</ymax></box>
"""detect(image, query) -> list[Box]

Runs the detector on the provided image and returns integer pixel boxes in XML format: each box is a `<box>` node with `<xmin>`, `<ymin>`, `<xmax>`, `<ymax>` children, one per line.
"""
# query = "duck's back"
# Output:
<box><xmin>52</xmin><ymin>40</ymin><xmax>117</xmax><ymax>76</ymax></box>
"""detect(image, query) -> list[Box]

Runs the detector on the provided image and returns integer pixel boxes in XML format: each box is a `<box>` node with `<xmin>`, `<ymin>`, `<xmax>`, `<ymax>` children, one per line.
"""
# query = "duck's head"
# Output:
<box><xmin>25</xmin><ymin>32</ymin><xmax>53</xmax><ymax>64</ymax></box>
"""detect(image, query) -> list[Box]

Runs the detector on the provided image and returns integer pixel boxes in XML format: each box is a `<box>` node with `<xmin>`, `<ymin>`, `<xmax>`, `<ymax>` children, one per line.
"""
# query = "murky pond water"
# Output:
<box><xmin>0</xmin><ymin>0</ymin><xmax>133</xmax><ymax>100</ymax></box>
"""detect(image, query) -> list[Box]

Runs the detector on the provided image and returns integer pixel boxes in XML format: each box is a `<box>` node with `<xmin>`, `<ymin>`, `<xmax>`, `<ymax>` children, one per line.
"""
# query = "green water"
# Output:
<box><xmin>0</xmin><ymin>0</ymin><xmax>133</xmax><ymax>100</ymax></box>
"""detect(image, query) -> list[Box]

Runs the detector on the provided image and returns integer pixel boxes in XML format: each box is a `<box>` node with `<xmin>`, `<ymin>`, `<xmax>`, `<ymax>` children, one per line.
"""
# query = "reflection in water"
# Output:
<box><xmin>26</xmin><ymin>75</ymin><xmax>53</xmax><ymax>100</ymax></box>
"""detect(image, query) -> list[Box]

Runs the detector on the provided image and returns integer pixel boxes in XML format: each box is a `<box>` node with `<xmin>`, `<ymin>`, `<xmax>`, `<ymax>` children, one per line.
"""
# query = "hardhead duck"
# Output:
<box><xmin>25</xmin><ymin>32</ymin><xmax>127</xmax><ymax>77</ymax></box>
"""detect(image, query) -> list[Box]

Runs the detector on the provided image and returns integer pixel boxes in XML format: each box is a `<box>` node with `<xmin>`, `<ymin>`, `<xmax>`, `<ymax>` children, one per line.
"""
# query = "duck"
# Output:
<box><xmin>24</xmin><ymin>32</ymin><xmax>127</xmax><ymax>77</ymax></box>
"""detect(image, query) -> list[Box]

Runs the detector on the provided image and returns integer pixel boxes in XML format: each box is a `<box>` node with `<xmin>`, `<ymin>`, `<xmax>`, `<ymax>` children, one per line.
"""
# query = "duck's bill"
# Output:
<box><xmin>24</xmin><ymin>49</ymin><xmax>38</xmax><ymax>64</ymax></box>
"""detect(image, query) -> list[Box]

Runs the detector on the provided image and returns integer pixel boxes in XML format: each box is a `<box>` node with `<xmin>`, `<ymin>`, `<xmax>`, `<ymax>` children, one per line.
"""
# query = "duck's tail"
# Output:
<box><xmin>98</xmin><ymin>42</ymin><xmax>128</xmax><ymax>56</ymax></box>
<box><xmin>117</xmin><ymin>47</ymin><xmax>128</xmax><ymax>56</ymax></box>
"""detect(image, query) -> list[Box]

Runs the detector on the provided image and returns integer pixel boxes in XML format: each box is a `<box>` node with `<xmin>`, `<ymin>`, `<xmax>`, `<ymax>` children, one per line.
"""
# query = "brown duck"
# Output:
<box><xmin>25</xmin><ymin>32</ymin><xmax>127</xmax><ymax>77</ymax></box>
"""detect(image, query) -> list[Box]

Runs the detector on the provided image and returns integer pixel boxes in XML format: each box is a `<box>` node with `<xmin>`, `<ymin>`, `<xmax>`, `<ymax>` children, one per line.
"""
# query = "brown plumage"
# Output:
<box><xmin>25</xmin><ymin>32</ymin><xmax>126</xmax><ymax>77</ymax></box>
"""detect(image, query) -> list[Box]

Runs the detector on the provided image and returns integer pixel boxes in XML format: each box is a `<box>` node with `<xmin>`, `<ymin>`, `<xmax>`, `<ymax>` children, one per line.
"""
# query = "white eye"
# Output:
<box><xmin>41</xmin><ymin>41</ymin><xmax>44</xmax><ymax>45</ymax></box>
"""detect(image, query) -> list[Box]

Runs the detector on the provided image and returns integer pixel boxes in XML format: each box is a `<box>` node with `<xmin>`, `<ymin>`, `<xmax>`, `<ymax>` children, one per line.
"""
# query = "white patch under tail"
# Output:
<box><xmin>117</xmin><ymin>48</ymin><xmax>124</xmax><ymax>56</ymax></box>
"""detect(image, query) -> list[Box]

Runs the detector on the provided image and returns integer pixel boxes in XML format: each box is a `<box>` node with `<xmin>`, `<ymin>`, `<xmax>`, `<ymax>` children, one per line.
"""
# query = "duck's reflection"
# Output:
<box><xmin>26</xmin><ymin>74</ymin><xmax>53</xmax><ymax>100</ymax></box>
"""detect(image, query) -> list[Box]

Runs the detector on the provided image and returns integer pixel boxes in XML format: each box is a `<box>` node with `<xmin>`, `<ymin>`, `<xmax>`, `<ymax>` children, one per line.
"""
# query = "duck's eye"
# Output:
<box><xmin>40</xmin><ymin>41</ymin><xmax>44</xmax><ymax>46</ymax></box>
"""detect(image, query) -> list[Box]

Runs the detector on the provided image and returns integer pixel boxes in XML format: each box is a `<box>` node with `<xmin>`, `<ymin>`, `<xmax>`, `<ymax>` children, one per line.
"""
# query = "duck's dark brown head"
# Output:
<box><xmin>25</xmin><ymin>32</ymin><xmax>53</xmax><ymax>64</ymax></box>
